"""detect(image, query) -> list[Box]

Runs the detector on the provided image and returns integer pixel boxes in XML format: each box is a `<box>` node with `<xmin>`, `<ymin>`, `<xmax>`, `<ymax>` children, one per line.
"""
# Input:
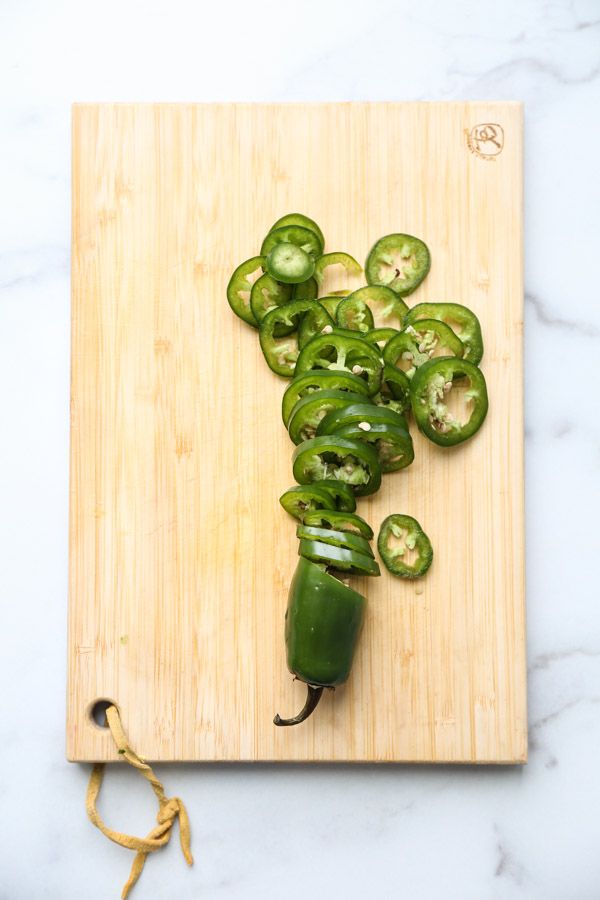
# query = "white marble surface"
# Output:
<box><xmin>1</xmin><ymin>0</ymin><xmax>600</xmax><ymax>897</ymax></box>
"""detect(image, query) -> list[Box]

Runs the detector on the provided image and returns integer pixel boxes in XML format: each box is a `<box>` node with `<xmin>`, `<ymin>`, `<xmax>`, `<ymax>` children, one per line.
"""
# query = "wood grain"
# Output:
<box><xmin>68</xmin><ymin>103</ymin><xmax>526</xmax><ymax>763</ymax></box>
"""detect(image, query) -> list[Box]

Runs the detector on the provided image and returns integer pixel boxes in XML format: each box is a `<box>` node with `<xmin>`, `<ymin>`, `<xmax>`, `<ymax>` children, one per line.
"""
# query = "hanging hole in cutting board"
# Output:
<box><xmin>89</xmin><ymin>698</ymin><xmax>118</xmax><ymax>729</ymax></box>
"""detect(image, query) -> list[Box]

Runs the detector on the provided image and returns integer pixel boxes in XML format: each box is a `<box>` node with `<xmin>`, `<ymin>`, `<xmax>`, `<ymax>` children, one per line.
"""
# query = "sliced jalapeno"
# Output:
<box><xmin>314</xmin><ymin>252</ymin><xmax>362</xmax><ymax>286</ymax></box>
<box><xmin>261</xmin><ymin>225</ymin><xmax>322</xmax><ymax>261</ymax></box>
<box><xmin>377</xmin><ymin>514</ymin><xmax>433</xmax><ymax>578</ymax></box>
<box><xmin>403</xmin><ymin>302</ymin><xmax>484</xmax><ymax>365</ymax></box>
<box><xmin>332</xmin><ymin>423</ymin><xmax>414</xmax><ymax>473</ymax></box>
<box><xmin>315</xmin><ymin>479</ymin><xmax>357</xmax><ymax>511</ymax></box>
<box><xmin>226</xmin><ymin>255</ymin><xmax>265</xmax><ymax>326</ymax></box>
<box><xmin>297</xmin><ymin>304</ymin><xmax>335</xmax><ymax>349</ymax></box>
<box><xmin>372</xmin><ymin>364</ymin><xmax>412</xmax><ymax>415</ymax></box>
<box><xmin>259</xmin><ymin>299</ymin><xmax>315</xmax><ymax>377</ymax></box>
<box><xmin>250</xmin><ymin>273</ymin><xmax>293</xmax><ymax>331</ymax></box>
<box><xmin>302</xmin><ymin>509</ymin><xmax>374</xmax><ymax>540</ymax></box>
<box><xmin>281</xmin><ymin>370</ymin><xmax>370</xmax><ymax>427</ymax></box>
<box><xmin>344</xmin><ymin>285</ymin><xmax>408</xmax><ymax>328</ymax></box>
<box><xmin>266</xmin><ymin>242</ymin><xmax>315</xmax><ymax>284</ymax></box>
<box><xmin>294</xmin><ymin>332</ymin><xmax>383</xmax><ymax>395</ymax></box>
<box><xmin>410</xmin><ymin>357</ymin><xmax>488</xmax><ymax>446</ymax></box>
<box><xmin>383</xmin><ymin>320</ymin><xmax>464</xmax><ymax>378</ymax></box>
<box><xmin>268</xmin><ymin>213</ymin><xmax>325</xmax><ymax>254</ymax></box>
<box><xmin>316</xmin><ymin>401</ymin><xmax>406</xmax><ymax>436</ymax></box>
<box><xmin>363</xmin><ymin>327</ymin><xmax>399</xmax><ymax>350</ymax></box>
<box><xmin>287</xmin><ymin>389</ymin><xmax>367</xmax><ymax>445</ymax></box>
<box><xmin>296</xmin><ymin>525</ymin><xmax>374</xmax><ymax>557</ymax></box>
<box><xmin>279</xmin><ymin>484</ymin><xmax>337</xmax><ymax>521</ymax></box>
<box><xmin>317</xmin><ymin>296</ymin><xmax>345</xmax><ymax>319</ymax></box>
<box><xmin>298</xmin><ymin>539</ymin><xmax>380</xmax><ymax>577</ymax></box>
<box><xmin>335</xmin><ymin>296</ymin><xmax>375</xmax><ymax>333</ymax></box>
<box><xmin>292</xmin><ymin>277</ymin><xmax>319</xmax><ymax>301</ymax></box>
<box><xmin>365</xmin><ymin>233</ymin><xmax>431</xmax><ymax>297</ymax></box>
<box><xmin>292</xmin><ymin>435</ymin><xmax>382</xmax><ymax>496</ymax></box>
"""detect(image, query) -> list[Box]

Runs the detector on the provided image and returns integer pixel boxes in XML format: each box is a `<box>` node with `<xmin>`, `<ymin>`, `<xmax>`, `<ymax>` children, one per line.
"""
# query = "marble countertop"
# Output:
<box><xmin>1</xmin><ymin>0</ymin><xmax>599</xmax><ymax>897</ymax></box>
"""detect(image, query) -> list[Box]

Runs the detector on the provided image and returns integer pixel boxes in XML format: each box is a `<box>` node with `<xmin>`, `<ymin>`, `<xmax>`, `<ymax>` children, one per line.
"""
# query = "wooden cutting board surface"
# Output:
<box><xmin>68</xmin><ymin>102</ymin><xmax>526</xmax><ymax>763</ymax></box>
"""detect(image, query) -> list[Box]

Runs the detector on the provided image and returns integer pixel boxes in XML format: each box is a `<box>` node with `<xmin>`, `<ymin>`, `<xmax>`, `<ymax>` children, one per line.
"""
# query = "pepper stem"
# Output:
<box><xmin>273</xmin><ymin>684</ymin><xmax>324</xmax><ymax>727</ymax></box>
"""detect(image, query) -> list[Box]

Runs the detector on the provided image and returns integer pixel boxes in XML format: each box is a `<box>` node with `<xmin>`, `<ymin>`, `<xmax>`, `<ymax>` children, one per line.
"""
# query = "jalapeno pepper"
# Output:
<box><xmin>273</xmin><ymin>558</ymin><xmax>366</xmax><ymax>726</ymax></box>
<box><xmin>268</xmin><ymin>213</ymin><xmax>325</xmax><ymax>255</ymax></box>
<box><xmin>298</xmin><ymin>539</ymin><xmax>380</xmax><ymax>576</ymax></box>
<box><xmin>292</xmin><ymin>435</ymin><xmax>382</xmax><ymax>496</ymax></box>
<box><xmin>317</xmin><ymin>296</ymin><xmax>345</xmax><ymax>319</ymax></box>
<box><xmin>302</xmin><ymin>509</ymin><xmax>374</xmax><ymax>539</ymax></box>
<box><xmin>281</xmin><ymin>370</ymin><xmax>369</xmax><ymax>427</ymax></box>
<box><xmin>377</xmin><ymin>514</ymin><xmax>433</xmax><ymax>578</ymax></box>
<box><xmin>266</xmin><ymin>242</ymin><xmax>315</xmax><ymax>284</ymax></box>
<box><xmin>296</xmin><ymin>524</ymin><xmax>374</xmax><ymax>557</ymax></box>
<box><xmin>335</xmin><ymin>295</ymin><xmax>375</xmax><ymax>333</ymax></box>
<box><xmin>250</xmin><ymin>273</ymin><xmax>293</xmax><ymax>330</ymax></box>
<box><xmin>279</xmin><ymin>484</ymin><xmax>337</xmax><ymax>521</ymax></box>
<box><xmin>344</xmin><ymin>285</ymin><xmax>408</xmax><ymax>328</ymax></box>
<box><xmin>259</xmin><ymin>298</ymin><xmax>315</xmax><ymax>377</ymax></box>
<box><xmin>403</xmin><ymin>302</ymin><xmax>484</xmax><ymax>365</ymax></box>
<box><xmin>410</xmin><ymin>357</ymin><xmax>488</xmax><ymax>446</ymax></box>
<box><xmin>315</xmin><ymin>479</ymin><xmax>357</xmax><ymax>511</ymax></box>
<box><xmin>365</xmin><ymin>233</ymin><xmax>431</xmax><ymax>297</ymax></box>
<box><xmin>314</xmin><ymin>252</ymin><xmax>362</xmax><ymax>286</ymax></box>
<box><xmin>372</xmin><ymin>364</ymin><xmax>412</xmax><ymax>415</ymax></box>
<box><xmin>316</xmin><ymin>401</ymin><xmax>407</xmax><ymax>436</ymax></box>
<box><xmin>363</xmin><ymin>327</ymin><xmax>399</xmax><ymax>350</ymax></box>
<box><xmin>294</xmin><ymin>332</ymin><xmax>383</xmax><ymax>395</ymax></box>
<box><xmin>287</xmin><ymin>389</ymin><xmax>368</xmax><ymax>444</ymax></box>
<box><xmin>383</xmin><ymin>320</ymin><xmax>464</xmax><ymax>378</ymax></box>
<box><xmin>297</xmin><ymin>304</ymin><xmax>335</xmax><ymax>349</ymax></box>
<box><xmin>261</xmin><ymin>225</ymin><xmax>322</xmax><ymax>261</ymax></box>
<box><xmin>332</xmin><ymin>422</ymin><xmax>414</xmax><ymax>473</ymax></box>
<box><xmin>292</xmin><ymin>276</ymin><xmax>319</xmax><ymax>301</ymax></box>
<box><xmin>226</xmin><ymin>256</ymin><xmax>265</xmax><ymax>326</ymax></box>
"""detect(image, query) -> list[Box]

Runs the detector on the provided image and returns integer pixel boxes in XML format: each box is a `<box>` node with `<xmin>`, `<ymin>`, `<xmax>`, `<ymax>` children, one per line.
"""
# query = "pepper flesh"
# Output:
<box><xmin>294</xmin><ymin>332</ymin><xmax>383</xmax><ymax>395</ymax></box>
<box><xmin>383</xmin><ymin>320</ymin><xmax>464</xmax><ymax>379</ymax></box>
<box><xmin>281</xmin><ymin>369</ymin><xmax>369</xmax><ymax>427</ymax></box>
<box><xmin>292</xmin><ymin>435</ymin><xmax>382</xmax><ymax>497</ymax></box>
<box><xmin>365</xmin><ymin>233</ymin><xmax>431</xmax><ymax>297</ymax></box>
<box><xmin>409</xmin><ymin>357</ymin><xmax>488</xmax><ymax>446</ymax></box>
<box><xmin>403</xmin><ymin>302</ymin><xmax>484</xmax><ymax>365</ymax></box>
<box><xmin>226</xmin><ymin>256</ymin><xmax>265</xmax><ymax>326</ymax></box>
<box><xmin>377</xmin><ymin>514</ymin><xmax>433</xmax><ymax>578</ymax></box>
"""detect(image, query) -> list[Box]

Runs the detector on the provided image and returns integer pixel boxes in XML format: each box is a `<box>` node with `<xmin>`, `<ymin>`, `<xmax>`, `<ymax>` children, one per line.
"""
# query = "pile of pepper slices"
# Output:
<box><xmin>227</xmin><ymin>213</ymin><xmax>488</xmax><ymax>726</ymax></box>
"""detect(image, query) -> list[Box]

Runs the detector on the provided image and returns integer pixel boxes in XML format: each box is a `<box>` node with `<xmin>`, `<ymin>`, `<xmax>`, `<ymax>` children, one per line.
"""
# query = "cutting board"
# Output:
<box><xmin>68</xmin><ymin>102</ymin><xmax>526</xmax><ymax>763</ymax></box>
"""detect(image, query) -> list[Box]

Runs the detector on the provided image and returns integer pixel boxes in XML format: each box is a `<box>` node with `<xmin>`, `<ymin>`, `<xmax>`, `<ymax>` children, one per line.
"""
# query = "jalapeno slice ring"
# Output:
<box><xmin>316</xmin><ymin>401</ymin><xmax>407</xmax><ymax>436</ymax></box>
<box><xmin>266</xmin><ymin>242</ymin><xmax>315</xmax><ymax>284</ymax></box>
<box><xmin>403</xmin><ymin>302</ymin><xmax>484</xmax><ymax>365</ymax></box>
<box><xmin>383</xmin><ymin>320</ymin><xmax>464</xmax><ymax>379</ymax></box>
<box><xmin>226</xmin><ymin>255</ymin><xmax>265</xmax><ymax>326</ymax></box>
<box><xmin>332</xmin><ymin>422</ymin><xmax>414</xmax><ymax>473</ymax></box>
<box><xmin>287</xmin><ymin>389</ymin><xmax>368</xmax><ymax>445</ymax></box>
<box><xmin>279</xmin><ymin>484</ymin><xmax>338</xmax><ymax>521</ymax></box>
<box><xmin>302</xmin><ymin>509</ymin><xmax>374</xmax><ymax>540</ymax></box>
<box><xmin>363</xmin><ymin>327</ymin><xmax>399</xmax><ymax>351</ymax></box>
<box><xmin>377</xmin><ymin>514</ymin><xmax>433</xmax><ymax>578</ymax></box>
<box><xmin>297</xmin><ymin>304</ymin><xmax>335</xmax><ymax>349</ymax></box>
<box><xmin>298</xmin><ymin>539</ymin><xmax>381</xmax><ymax>577</ymax></box>
<box><xmin>314</xmin><ymin>479</ymin><xmax>357</xmax><ymax>511</ymax></box>
<box><xmin>261</xmin><ymin>225</ymin><xmax>322</xmax><ymax>261</ymax></box>
<box><xmin>365</xmin><ymin>233</ymin><xmax>431</xmax><ymax>297</ymax></box>
<box><xmin>335</xmin><ymin>296</ymin><xmax>375</xmax><ymax>333</ymax></box>
<box><xmin>250</xmin><ymin>273</ymin><xmax>294</xmax><ymax>331</ymax></box>
<box><xmin>314</xmin><ymin>252</ymin><xmax>362</xmax><ymax>286</ymax></box>
<box><xmin>292</xmin><ymin>435</ymin><xmax>382</xmax><ymax>496</ymax></box>
<box><xmin>294</xmin><ymin>332</ymin><xmax>383</xmax><ymax>395</ymax></box>
<box><xmin>409</xmin><ymin>357</ymin><xmax>488</xmax><ymax>446</ymax></box>
<box><xmin>292</xmin><ymin>277</ymin><xmax>319</xmax><ymax>301</ymax></box>
<box><xmin>259</xmin><ymin>298</ymin><xmax>316</xmax><ymax>377</ymax></box>
<box><xmin>281</xmin><ymin>370</ymin><xmax>370</xmax><ymax>427</ymax></box>
<box><xmin>268</xmin><ymin>213</ymin><xmax>325</xmax><ymax>254</ymax></box>
<box><xmin>296</xmin><ymin>525</ymin><xmax>374</xmax><ymax>557</ymax></box>
<box><xmin>344</xmin><ymin>285</ymin><xmax>408</xmax><ymax>328</ymax></box>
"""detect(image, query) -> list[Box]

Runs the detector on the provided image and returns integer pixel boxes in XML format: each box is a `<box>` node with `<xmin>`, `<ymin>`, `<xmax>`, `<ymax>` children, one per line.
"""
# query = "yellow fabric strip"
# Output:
<box><xmin>86</xmin><ymin>705</ymin><xmax>193</xmax><ymax>899</ymax></box>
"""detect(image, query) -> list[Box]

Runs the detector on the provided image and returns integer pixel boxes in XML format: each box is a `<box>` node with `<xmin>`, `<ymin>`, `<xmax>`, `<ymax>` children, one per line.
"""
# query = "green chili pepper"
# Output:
<box><xmin>268</xmin><ymin>214</ymin><xmax>325</xmax><ymax>254</ymax></box>
<box><xmin>383</xmin><ymin>320</ymin><xmax>464</xmax><ymax>379</ymax></box>
<box><xmin>294</xmin><ymin>332</ymin><xmax>383</xmax><ymax>395</ymax></box>
<box><xmin>288</xmin><ymin>389</ymin><xmax>368</xmax><ymax>445</ymax></box>
<box><xmin>372</xmin><ymin>364</ymin><xmax>412</xmax><ymax>415</ymax></box>
<box><xmin>365</xmin><ymin>233</ymin><xmax>431</xmax><ymax>297</ymax></box>
<box><xmin>363</xmin><ymin>327</ymin><xmax>399</xmax><ymax>350</ymax></box>
<box><xmin>316</xmin><ymin>401</ymin><xmax>407</xmax><ymax>436</ymax></box>
<box><xmin>292</xmin><ymin>435</ymin><xmax>382</xmax><ymax>496</ymax></box>
<box><xmin>403</xmin><ymin>302</ymin><xmax>484</xmax><ymax>364</ymax></box>
<box><xmin>344</xmin><ymin>285</ymin><xmax>408</xmax><ymax>327</ymax></box>
<box><xmin>261</xmin><ymin>225</ymin><xmax>322</xmax><ymax>261</ymax></box>
<box><xmin>410</xmin><ymin>357</ymin><xmax>488</xmax><ymax>446</ymax></box>
<box><xmin>377</xmin><ymin>514</ymin><xmax>433</xmax><ymax>578</ymax></box>
<box><xmin>296</xmin><ymin>524</ymin><xmax>374</xmax><ymax>557</ymax></box>
<box><xmin>302</xmin><ymin>509</ymin><xmax>374</xmax><ymax>539</ymax></box>
<box><xmin>250</xmin><ymin>273</ymin><xmax>294</xmax><ymax>330</ymax></box>
<box><xmin>281</xmin><ymin>370</ymin><xmax>369</xmax><ymax>427</ymax></box>
<box><xmin>335</xmin><ymin>295</ymin><xmax>375</xmax><ymax>333</ymax></box>
<box><xmin>292</xmin><ymin>277</ymin><xmax>319</xmax><ymax>301</ymax></box>
<box><xmin>317</xmin><ymin>296</ymin><xmax>344</xmax><ymax>319</ymax></box>
<box><xmin>258</xmin><ymin>298</ymin><xmax>315</xmax><ymax>377</ymax></box>
<box><xmin>273</xmin><ymin>558</ymin><xmax>366</xmax><ymax>726</ymax></box>
<box><xmin>266</xmin><ymin>243</ymin><xmax>315</xmax><ymax>284</ymax></box>
<box><xmin>297</xmin><ymin>304</ymin><xmax>335</xmax><ymax>349</ymax></box>
<box><xmin>331</xmin><ymin>422</ymin><xmax>414</xmax><ymax>473</ymax></box>
<box><xmin>298</xmin><ymin>539</ymin><xmax>381</xmax><ymax>576</ymax></box>
<box><xmin>314</xmin><ymin>252</ymin><xmax>362</xmax><ymax>286</ymax></box>
<box><xmin>279</xmin><ymin>484</ymin><xmax>338</xmax><ymax>521</ymax></box>
<box><xmin>314</xmin><ymin>479</ymin><xmax>357</xmax><ymax>511</ymax></box>
<box><xmin>226</xmin><ymin>256</ymin><xmax>265</xmax><ymax>326</ymax></box>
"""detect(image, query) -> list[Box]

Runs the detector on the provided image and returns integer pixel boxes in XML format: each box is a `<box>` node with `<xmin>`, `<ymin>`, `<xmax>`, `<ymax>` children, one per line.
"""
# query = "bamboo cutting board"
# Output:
<box><xmin>68</xmin><ymin>102</ymin><xmax>526</xmax><ymax>763</ymax></box>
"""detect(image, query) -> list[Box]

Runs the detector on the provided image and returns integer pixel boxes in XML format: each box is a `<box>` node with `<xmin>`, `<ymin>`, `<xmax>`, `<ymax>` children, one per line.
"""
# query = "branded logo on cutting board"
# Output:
<box><xmin>465</xmin><ymin>123</ymin><xmax>504</xmax><ymax>161</ymax></box>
